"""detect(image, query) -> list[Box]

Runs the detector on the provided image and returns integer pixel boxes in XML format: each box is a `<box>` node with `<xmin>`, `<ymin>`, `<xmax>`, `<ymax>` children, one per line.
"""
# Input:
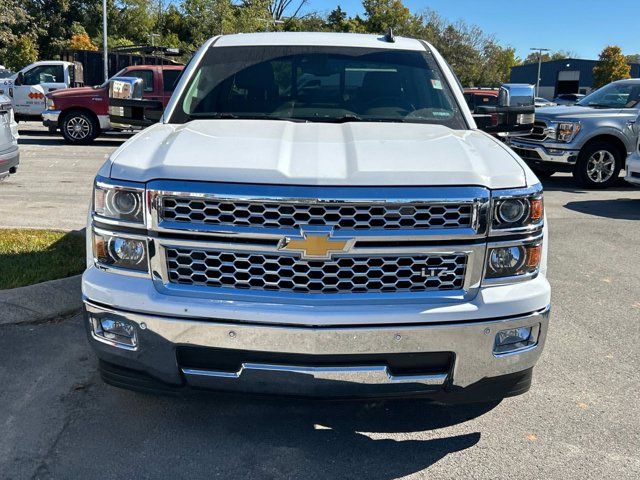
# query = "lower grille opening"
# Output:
<box><xmin>176</xmin><ymin>347</ymin><xmax>454</xmax><ymax>376</ymax></box>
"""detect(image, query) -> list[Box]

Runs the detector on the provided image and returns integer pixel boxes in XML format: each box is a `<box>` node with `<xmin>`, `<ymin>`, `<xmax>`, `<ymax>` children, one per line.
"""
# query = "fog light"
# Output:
<box><xmin>91</xmin><ymin>315</ymin><xmax>138</xmax><ymax>349</ymax></box>
<box><xmin>493</xmin><ymin>324</ymin><xmax>539</xmax><ymax>355</ymax></box>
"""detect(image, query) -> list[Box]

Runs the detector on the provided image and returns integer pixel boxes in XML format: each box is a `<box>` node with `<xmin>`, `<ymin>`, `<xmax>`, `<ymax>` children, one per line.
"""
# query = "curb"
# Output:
<box><xmin>0</xmin><ymin>275</ymin><xmax>83</xmax><ymax>325</ymax></box>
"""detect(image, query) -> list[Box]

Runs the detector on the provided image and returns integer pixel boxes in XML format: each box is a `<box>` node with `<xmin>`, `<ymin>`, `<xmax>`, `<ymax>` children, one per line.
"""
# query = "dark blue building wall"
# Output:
<box><xmin>510</xmin><ymin>59</ymin><xmax>640</xmax><ymax>88</ymax></box>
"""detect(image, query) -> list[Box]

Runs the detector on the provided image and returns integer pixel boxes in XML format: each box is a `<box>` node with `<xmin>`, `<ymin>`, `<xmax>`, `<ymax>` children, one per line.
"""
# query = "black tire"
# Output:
<box><xmin>530</xmin><ymin>166</ymin><xmax>556</xmax><ymax>179</ymax></box>
<box><xmin>60</xmin><ymin>110</ymin><xmax>99</xmax><ymax>145</ymax></box>
<box><xmin>573</xmin><ymin>141</ymin><xmax>622</xmax><ymax>189</ymax></box>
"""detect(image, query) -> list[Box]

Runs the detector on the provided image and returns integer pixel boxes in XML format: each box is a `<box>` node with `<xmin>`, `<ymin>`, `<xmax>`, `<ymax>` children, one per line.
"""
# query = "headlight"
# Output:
<box><xmin>492</xmin><ymin>189</ymin><xmax>544</xmax><ymax>232</ymax></box>
<box><xmin>93</xmin><ymin>180</ymin><xmax>145</xmax><ymax>224</ymax></box>
<box><xmin>93</xmin><ymin>230</ymin><xmax>148</xmax><ymax>272</ymax></box>
<box><xmin>556</xmin><ymin>122</ymin><xmax>580</xmax><ymax>142</ymax></box>
<box><xmin>46</xmin><ymin>97</ymin><xmax>55</xmax><ymax>110</ymax></box>
<box><xmin>485</xmin><ymin>241</ymin><xmax>542</xmax><ymax>280</ymax></box>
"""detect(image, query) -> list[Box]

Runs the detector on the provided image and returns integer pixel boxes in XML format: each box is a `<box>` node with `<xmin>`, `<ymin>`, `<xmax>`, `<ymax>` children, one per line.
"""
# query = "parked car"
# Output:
<box><xmin>83</xmin><ymin>32</ymin><xmax>549</xmax><ymax>403</ymax></box>
<box><xmin>43</xmin><ymin>64</ymin><xmax>183</xmax><ymax>144</ymax></box>
<box><xmin>625</xmin><ymin>116</ymin><xmax>640</xmax><ymax>186</ymax></box>
<box><xmin>553</xmin><ymin>93</ymin><xmax>585</xmax><ymax>105</ymax></box>
<box><xmin>5</xmin><ymin>61</ymin><xmax>84</xmax><ymax>121</ymax></box>
<box><xmin>510</xmin><ymin>79</ymin><xmax>640</xmax><ymax>188</ymax></box>
<box><xmin>0</xmin><ymin>94</ymin><xmax>19</xmax><ymax>181</ymax></box>
<box><xmin>535</xmin><ymin>97</ymin><xmax>555</xmax><ymax>108</ymax></box>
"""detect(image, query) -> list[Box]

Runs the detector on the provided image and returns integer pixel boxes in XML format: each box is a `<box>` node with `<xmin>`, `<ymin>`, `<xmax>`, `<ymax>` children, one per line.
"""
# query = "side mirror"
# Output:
<box><xmin>476</xmin><ymin>84</ymin><xmax>535</xmax><ymax>136</ymax></box>
<box><xmin>108</xmin><ymin>77</ymin><xmax>163</xmax><ymax>127</ymax></box>
<box><xmin>14</xmin><ymin>72</ymin><xmax>24</xmax><ymax>86</ymax></box>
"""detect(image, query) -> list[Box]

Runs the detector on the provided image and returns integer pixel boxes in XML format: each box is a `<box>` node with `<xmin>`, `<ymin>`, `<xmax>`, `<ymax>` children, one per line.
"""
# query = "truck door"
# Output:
<box><xmin>13</xmin><ymin>64</ymin><xmax>67</xmax><ymax>116</ymax></box>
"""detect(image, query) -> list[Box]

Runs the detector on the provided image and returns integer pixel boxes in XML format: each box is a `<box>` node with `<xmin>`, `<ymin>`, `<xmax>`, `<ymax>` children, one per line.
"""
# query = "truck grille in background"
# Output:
<box><xmin>161</xmin><ymin>197</ymin><xmax>473</xmax><ymax>230</ymax></box>
<box><xmin>165</xmin><ymin>248</ymin><xmax>467</xmax><ymax>294</ymax></box>
<box><xmin>522</xmin><ymin>121</ymin><xmax>549</xmax><ymax>141</ymax></box>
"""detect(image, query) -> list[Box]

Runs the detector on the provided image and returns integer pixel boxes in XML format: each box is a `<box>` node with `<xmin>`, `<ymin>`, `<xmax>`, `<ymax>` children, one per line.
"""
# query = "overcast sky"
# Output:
<box><xmin>304</xmin><ymin>0</ymin><xmax>639</xmax><ymax>60</ymax></box>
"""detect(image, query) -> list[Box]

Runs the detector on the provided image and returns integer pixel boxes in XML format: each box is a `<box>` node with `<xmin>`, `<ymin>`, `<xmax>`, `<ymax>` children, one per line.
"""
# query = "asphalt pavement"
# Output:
<box><xmin>0</xmin><ymin>123</ymin><xmax>639</xmax><ymax>479</ymax></box>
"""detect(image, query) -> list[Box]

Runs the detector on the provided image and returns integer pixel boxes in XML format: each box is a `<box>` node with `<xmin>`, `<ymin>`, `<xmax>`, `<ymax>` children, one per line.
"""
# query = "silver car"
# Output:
<box><xmin>0</xmin><ymin>94</ymin><xmax>19</xmax><ymax>181</ymax></box>
<box><xmin>510</xmin><ymin>79</ymin><xmax>640</xmax><ymax>188</ymax></box>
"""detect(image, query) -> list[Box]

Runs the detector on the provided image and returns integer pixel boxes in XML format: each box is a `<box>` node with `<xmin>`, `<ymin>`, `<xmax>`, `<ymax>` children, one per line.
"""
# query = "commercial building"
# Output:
<box><xmin>510</xmin><ymin>59</ymin><xmax>640</xmax><ymax>100</ymax></box>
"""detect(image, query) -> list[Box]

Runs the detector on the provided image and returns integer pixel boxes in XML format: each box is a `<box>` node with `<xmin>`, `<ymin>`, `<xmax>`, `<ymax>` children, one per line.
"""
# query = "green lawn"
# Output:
<box><xmin>0</xmin><ymin>230</ymin><xmax>86</xmax><ymax>290</ymax></box>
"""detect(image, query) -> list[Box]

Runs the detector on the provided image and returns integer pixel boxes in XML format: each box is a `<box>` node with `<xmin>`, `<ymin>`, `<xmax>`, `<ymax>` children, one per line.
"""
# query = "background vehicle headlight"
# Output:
<box><xmin>485</xmin><ymin>243</ymin><xmax>541</xmax><ymax>279</ymax></box>
<box><xmin>556</xmin><ymin>122</ymin><xmax>581</xmax><ymax>142</ymax></box>
<box><xmin>492</xmin><ymin>195</ymin><xmax>543</xmax><ymax>230</ymax></box>
<box><xmin>94</xmin><ymin>181</ymin><xmax>144</xmax><ymax>223</ymax></box>
<box><xmin>93</xmin><ymin>231</ymin><xmax>148</xmax><ymax>272</ymax></box>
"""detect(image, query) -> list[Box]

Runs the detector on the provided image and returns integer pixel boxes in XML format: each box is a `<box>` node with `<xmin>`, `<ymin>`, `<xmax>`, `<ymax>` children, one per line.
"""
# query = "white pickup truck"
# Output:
<box><xmin>3</xmin><ymin>61</ymin><xmax>83</xmax><ymax>121</ymax></box>
<box><xmin>83</xmin><ymin>32</ymin><xmax>550</xmax><ymax>402</ymax></box>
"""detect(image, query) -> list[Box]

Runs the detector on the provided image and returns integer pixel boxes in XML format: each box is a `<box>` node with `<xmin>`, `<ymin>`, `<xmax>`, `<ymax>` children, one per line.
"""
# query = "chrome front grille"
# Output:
<box><xmin>161</xmin><ymin>197</ymin><xmax>474</xmax><ymax>231</ymax></box>
<box><xmin>165</xmin><ymin>247</ymin><xmax>467</xmax><ymax>294</ymax></box>
<box><xmin>523</xmin><ymin>121</ymin><xmax>550</xmax><ymax>141</ymax></box>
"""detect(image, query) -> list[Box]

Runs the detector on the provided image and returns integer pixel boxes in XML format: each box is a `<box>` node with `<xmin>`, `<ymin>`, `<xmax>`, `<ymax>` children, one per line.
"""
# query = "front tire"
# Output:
<box><xmin>573</xmin><ymin>141</ymin><xmax>622</xmax><ymax>189</ymax></box>
<box><xmin>61</xmin><ymin>110</ymin><xmax>99</xmax><ymax>145</ymax></box>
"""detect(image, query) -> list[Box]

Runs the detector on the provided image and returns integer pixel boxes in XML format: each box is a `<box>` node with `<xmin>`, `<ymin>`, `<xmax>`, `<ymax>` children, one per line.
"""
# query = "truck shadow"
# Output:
<box><xmin>563</xmin><ymin>198</ymin><xmax>640</xmax><ymax>220</ymax></box>
<box><xmin>18</xmin><ymin>136</ymin><xmax>127</xmax><ymax>148</ymax></box>
<box><xmin>540</xmin><ymin>174</ymin><xmax>636</xmax><ymax>193</ymax></box>
<box><xmin>75</xmin><ymin>382</ymin><xmax>496</xmax><ymax>479</ymax></box>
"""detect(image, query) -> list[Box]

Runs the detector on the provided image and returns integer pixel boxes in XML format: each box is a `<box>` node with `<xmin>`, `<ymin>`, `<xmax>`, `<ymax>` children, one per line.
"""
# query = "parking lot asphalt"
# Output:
<box><xmin>1</xmin><ymin>124</ymin><xmax>639</xmax><ymax>479</ymax></box>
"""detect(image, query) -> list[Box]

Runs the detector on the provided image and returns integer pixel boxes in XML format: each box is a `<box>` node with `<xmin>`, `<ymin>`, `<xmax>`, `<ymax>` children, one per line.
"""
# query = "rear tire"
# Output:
<box><xmin>60</xmin><ymin>110</ymin><xmax>99</xmax><ymax>145</ymax></box>
<box><xmin>573</xmin><ymin>141</ymin><xmax>622</xmax><ymax>189</ymax></box>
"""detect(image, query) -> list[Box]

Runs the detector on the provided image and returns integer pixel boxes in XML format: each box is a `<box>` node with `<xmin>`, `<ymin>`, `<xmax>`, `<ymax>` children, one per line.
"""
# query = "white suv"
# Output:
<box><xmin>0</xmin><ymin>94</ymin><xmax>19</xmax><ymax>180</ymax></box>
<box><xmin>83</xmin><ymin>32</ymin><xmax>549</xmax><ymax>402</ymax></box>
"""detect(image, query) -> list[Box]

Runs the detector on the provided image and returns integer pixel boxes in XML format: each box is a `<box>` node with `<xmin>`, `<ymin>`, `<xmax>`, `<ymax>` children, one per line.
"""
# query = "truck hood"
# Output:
<box><xmin>108</xmin><ymin>120</ymin><xmax>528</xmax><ymax>188</ymax></box>
<box><xmin>49</xmin><ymin>86</ymin><xmax>105</xmax><ymax>98</ymax></box>
<box><xmin>536</xmin><ymin>105</ymin><xmax>638</xmax><ymax>120</ymax></box>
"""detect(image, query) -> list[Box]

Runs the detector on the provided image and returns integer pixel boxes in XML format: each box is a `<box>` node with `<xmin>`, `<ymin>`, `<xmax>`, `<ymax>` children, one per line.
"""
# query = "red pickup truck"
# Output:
<box><xmin>43</xmin><ymin>64</ymin><xmax>183</xmax><ymax>144</ymax></box>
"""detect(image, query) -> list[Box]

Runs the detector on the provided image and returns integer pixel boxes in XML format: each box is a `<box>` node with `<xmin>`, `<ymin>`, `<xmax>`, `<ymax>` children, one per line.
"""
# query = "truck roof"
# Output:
<box><xmin>213</xmin><ymin>32</ymin><xmax>427</xmax><ymax>51</ymax></box>
<box><xmin>23</xmin><ymin>60</ymin><xmax>74</xmax><ymax>68</ymax></box>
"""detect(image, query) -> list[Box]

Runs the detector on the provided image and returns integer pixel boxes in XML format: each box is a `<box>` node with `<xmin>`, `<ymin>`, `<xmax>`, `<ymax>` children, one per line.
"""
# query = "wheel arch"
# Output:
<box><xmin>580</xmin><ymin>134</ymin><xmax>628</xmax><ymax>168</ymax></box>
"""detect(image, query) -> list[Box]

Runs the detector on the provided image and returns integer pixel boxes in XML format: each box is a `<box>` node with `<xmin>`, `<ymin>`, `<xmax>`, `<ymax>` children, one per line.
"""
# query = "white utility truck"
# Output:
<box><xmin>3</xmin><ymin>60</ymin><xmax>83</xmax><ymax>121</ymax></box>
<box><xmin>83</xmin><ymin>32</ymin><xmax>550</xmax><ymax>402</ymax></box>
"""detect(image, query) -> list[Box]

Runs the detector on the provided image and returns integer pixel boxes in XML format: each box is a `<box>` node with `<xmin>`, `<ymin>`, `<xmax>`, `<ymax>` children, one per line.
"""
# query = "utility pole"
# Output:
<box><xmin>530</xmin><ymin>47</ymin><xmax>550</xmax><ymax>97</ymax></box>
<box><xmin>102</xmin><ymin>0</ymin><xmax>108</xmax><ymax>82</ymax></box>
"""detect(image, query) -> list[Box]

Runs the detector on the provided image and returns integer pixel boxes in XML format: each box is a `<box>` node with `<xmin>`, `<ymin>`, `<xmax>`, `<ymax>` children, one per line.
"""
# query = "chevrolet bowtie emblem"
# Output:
<box><xmin>279</xmin><ymin>230</ymin><xmax>352</xmax><ymax>259</ymax></box>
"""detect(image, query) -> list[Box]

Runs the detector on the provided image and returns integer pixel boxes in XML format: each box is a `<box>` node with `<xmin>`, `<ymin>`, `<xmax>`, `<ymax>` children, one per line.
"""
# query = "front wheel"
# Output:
<box><xmin>573</xmin><ymin>142</ymin><xmax>622</xmax><ymax>189</ymax></box>
<box><xmin>61</xmin><ymin>111</ymin><xmax>99</xmax><ymax>145</ymax></box>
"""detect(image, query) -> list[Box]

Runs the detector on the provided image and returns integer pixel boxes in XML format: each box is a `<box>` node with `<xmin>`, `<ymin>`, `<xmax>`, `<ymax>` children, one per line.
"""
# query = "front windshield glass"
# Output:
<box><xmin>169</xmin><ymin>46</ymin><xmax>466</xmax><ymax>128</ymax></box>
<box><xmin>577</xmin><ymin>82</ymin><xmax>640</xmax><ymax>108</ymax></box>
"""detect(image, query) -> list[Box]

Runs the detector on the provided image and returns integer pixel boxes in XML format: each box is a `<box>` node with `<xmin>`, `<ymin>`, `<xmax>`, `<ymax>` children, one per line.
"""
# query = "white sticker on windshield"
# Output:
<box><xmin>431</xmin><ymin>79</ymin><xmax>443</xmax><ymax>90</ymax></box>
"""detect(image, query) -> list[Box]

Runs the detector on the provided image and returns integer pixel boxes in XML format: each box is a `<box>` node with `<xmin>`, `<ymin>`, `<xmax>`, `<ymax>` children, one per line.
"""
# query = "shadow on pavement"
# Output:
<box><xmin>540</xmin><ymin>174</ymin><xmax>635</xmax><ymax>193</ymax></box>
<box><xmin>53</xmin><ymin>379</ymin><xmax>494</xmax><ymax>479</ymax></box>
<box><xmin>563</xmin><ymin>198</ymin><xmax>640</xmax><ymax>220</ymax></box>
<box><xmin>18</xmin><ymin>136</ymin><xmax>126</xmax><ymax>148</ymax></box>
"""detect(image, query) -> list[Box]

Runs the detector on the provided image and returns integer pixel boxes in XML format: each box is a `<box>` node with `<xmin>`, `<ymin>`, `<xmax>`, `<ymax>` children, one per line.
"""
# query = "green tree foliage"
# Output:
<box><xmin>593</xmin><ymin>45</ymin><xmax>631</xmax><ymax>88</ymax></box>
<box><xmin>522</xmin><ymin>50</ymin><xmax>576</xmax><ymax>64</ymax></box>
<box><xmin>0</xmin><ymin>0</ymin><xmax>560</xmax><ymax>88</ymax></box>
<box><xmin>3</xmin><ymin>36</ymin><xmax>39</xmax><ymax>71</ymax></box>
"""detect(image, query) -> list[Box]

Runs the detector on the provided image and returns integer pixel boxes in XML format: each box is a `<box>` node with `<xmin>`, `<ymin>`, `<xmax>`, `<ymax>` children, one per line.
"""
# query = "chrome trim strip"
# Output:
<box><xmin>182</xmin><ymin>364</ymin><xmax>449</xmax><ymax>385</ymax></box>
<box><xmin>147</xmin><ymin>181</ymin><xmax>491</xmax><ymax>240</ymax></box>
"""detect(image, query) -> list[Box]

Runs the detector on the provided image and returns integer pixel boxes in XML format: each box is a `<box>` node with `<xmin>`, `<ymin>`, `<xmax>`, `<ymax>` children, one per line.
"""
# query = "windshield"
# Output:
<box><xmin>169</xmin><ymin>46</ymin><xmax>465</xmax><ymax>128</ymax></box>
<box><xmin>577</xmin><ymin>82</ymin><xmax>640</xmax><ymax>108</ymax></box>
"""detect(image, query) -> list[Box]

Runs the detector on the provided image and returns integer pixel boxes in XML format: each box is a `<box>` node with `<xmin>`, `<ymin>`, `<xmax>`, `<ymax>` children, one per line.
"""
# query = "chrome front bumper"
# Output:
<box><xmin>85</xmin><ymin>301</ymin><xmax>550</xmax><ymax>399</ymax></box>
<box><xmin>510</xmin><ymin>141</ymin><xmax>579</xmax><ymax>166</ymax></box>
<box><xmin>42</xmin><ymin>109</ymin><xmax>61</xmax><ymax>127</ymax></box>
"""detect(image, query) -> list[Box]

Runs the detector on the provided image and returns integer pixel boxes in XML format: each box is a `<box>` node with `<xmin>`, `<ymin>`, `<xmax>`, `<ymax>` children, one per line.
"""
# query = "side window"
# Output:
<box><xmin>23</xmin><ymin>65</ymin><xmax>64</xmax><ymax>85</ymax></box>
<box><xmin>126</xmin><ymin>70</ymin><xmax>154</xmax><ymax>92</ymax></box>
<box><xmin>162</xmin><ymin>70</ymin><xmax>182</xmax><ymax>92</ymax></box>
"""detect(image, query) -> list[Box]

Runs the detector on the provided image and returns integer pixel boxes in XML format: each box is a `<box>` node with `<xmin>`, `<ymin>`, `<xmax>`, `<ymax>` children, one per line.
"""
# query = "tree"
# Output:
<box><xmin>269</xmin><ymin>0</ymin><xmax>307</xmax><ymax>21</ymax></box>
<box><xmin>593</xmin><ymin>45</ymin><xmax>631</xmax><ymax>88</ymax></box>
<box><xmin>3</xmin><ymin>36</ymin><xmax>39</xmax><ymax>71</ymax></box>
<box><xmin>522</xmin><ymin>50</ymin><xmax>576</xmax><ymax>64</ymax></box>
<box><xmin>68</xmin><ymin>32</ymin><xmax>99</xmax><ymax>51</ymax></box>
<box><xmin>327</xmin><ymin>6</ymin><xmax>347</xmax><ymax>32</ymax></box>
<box><xmin>362</xmin><ymin>0</ymin><xmax>422</xmax><ymax>35</ymax></box>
